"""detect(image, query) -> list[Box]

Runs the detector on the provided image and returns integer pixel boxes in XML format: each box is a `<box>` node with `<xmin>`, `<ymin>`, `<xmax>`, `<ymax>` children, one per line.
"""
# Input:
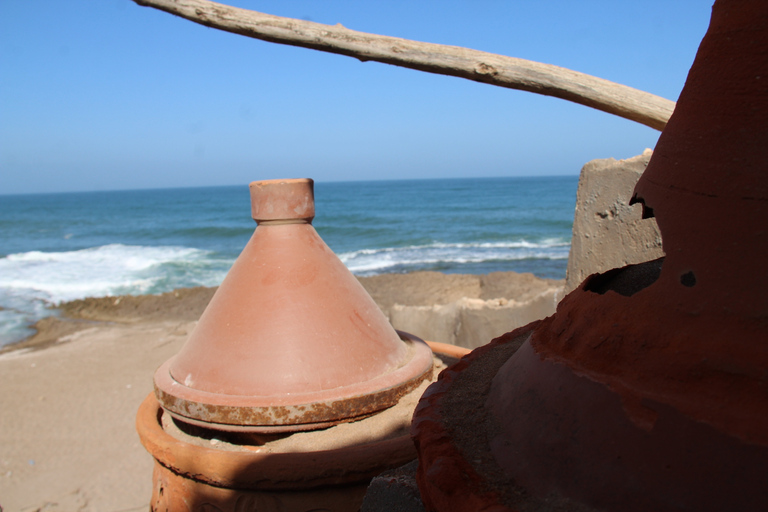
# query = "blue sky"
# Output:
<box><xmin>1</xmin><ymin>1</ymin><xmax>713</xmax><ymax>195</ymax></box>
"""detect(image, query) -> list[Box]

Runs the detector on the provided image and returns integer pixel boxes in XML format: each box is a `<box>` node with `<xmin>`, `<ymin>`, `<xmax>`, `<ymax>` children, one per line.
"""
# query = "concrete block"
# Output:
<box><xmin>565</xmin><ymin>149</ymin><xmax>664</xmax><ymax>293</ymax></box>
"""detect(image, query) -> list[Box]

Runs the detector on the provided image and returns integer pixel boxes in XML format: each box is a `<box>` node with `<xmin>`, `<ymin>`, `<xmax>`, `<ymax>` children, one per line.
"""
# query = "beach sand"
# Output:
<box><xmin>0</xmin><ymin>271</ymin><xmax>560</xmax><ymax>512</ymax></box>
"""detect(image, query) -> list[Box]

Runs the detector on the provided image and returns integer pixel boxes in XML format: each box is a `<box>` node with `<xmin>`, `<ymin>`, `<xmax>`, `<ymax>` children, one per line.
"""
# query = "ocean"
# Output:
<box><xmin>0</xmin><ymin>176</ymin><xmax>577</xmax><ymax>346</ymax></box>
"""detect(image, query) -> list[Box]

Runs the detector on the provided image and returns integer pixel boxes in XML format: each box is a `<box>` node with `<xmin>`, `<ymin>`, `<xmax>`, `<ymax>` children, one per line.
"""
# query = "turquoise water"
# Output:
<box><xmin>0</xmin><ymin>176</ymin><xmax>577</xmax><ymax>345</ymax></box>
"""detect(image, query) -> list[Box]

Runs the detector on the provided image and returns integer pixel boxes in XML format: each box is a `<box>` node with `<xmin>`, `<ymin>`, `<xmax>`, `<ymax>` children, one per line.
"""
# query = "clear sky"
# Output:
<box><xmin>1</xmin><ymin>0</ymin><xmax>713</xmax><ymax>195</ymax></box>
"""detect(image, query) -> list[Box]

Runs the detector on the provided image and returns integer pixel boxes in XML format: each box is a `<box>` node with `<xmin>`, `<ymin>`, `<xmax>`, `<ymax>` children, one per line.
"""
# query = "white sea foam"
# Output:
<box><xmin>0</xmin><ymin>244</ymin><xmax>226</xmax><ymax>303</ymax></box>
<box><xmin>0</xmin><ymin>244</ymin><xmax>230</xmax><ymax>345</ymax></box>
<box><xmin>339</xmin><ymin>239</ymin><xmax>570</xmax><ymax>275</ymax></box>
<box><xmin>0</xmin><ymin>239</ymin><xmax>570</xmax><ymax>345</ymax></box>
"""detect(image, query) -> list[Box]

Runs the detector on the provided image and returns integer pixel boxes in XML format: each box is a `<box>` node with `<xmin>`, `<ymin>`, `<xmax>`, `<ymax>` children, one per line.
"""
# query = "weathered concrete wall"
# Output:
<box><xmin>565</xmin><ymin>149</ymin><xmax>665</xmax><ymax>293</ymax></box>
<box><xmin>359</xmin><ymin>271</ymin><xmax>562</xmax><ymax>350</ymax></box>
<box><xmin>390</xmin><ymin>291</ymin><xmax>559</xmax><ymax>350</ymax></box>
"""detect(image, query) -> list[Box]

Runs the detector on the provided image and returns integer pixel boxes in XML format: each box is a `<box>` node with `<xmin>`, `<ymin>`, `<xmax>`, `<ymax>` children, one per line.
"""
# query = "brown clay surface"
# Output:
<box><xmin>0</xmin><ymin>270</ymin><xmax>524</xmax><ymax>512</ymax></box>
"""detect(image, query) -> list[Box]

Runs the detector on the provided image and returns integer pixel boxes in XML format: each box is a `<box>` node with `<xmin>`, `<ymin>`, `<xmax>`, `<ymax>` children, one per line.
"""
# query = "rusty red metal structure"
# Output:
<box><xmin>413</xmin><ymin>0</ymin><xmax>768</xmax><ymax>510</ymax></box>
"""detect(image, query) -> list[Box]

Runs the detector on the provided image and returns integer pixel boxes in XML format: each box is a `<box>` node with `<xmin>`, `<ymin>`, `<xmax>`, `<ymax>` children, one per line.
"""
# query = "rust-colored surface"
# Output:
<box><xmin>155</xmin><ymin>178</ymin><xmax>433</xmax><ymax>430</ymax></box>
<box><xmin>155</xmin><ymin>340</ymin><xmax>432</xmax><ymax>432</ymax></box>
<box><xmin>414</xmin><ymin>1</ymin><xmax>768</xmax><ymax>510</ymax></box>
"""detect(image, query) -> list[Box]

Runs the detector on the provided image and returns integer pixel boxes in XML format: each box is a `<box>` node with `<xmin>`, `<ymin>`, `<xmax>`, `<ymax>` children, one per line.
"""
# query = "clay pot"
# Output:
<box><xmin>413</xmin><ymin>0</ymin><xmax>768</xmax><ymax>510</ymax></box>
<box><xmin>154</xmin><ymin>178</ymin><xmax>434</xmax><ymax>433</ymax></box>
<box><xmin>138</xmin><ymin>340</ymin><xmax>470</xmax><ymax>512</ymax></box>
<box><xmin>139</xmin><ymin>177</ymin><xmax>463</xmax><ymax>510</ymax></box>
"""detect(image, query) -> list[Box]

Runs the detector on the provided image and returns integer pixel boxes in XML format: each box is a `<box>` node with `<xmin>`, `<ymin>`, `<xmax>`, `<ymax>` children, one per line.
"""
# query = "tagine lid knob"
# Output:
<box><xmin>250</xmin><ymin>178</ymin><xmax>315</xmax><ymax>223</ymax></box>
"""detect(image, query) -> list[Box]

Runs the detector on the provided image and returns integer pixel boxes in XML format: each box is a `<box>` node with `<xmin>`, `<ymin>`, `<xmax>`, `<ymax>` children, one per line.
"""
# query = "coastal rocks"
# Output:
<box><xmin>0</xmin><ymin>315</ymin><xmax>94</xmax><ymax>355</ymax></box>
<box><xmin>37</xmin><ymin>271</ymin><xmax>563</xmax><ymax>351</ymax></box>
<box><xmin>60</xmin><ymin>286</ymin><xmax>216</xmax><ymax>323</ymax></box>
<box><xmin>565</xmin><ymin>149</ymin><xmax>664</xmax><ymax>293</ymax></box>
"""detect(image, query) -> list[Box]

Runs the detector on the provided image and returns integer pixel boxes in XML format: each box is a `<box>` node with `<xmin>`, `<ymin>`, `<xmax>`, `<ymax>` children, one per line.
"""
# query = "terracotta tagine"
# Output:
<box><xmin>137</xmin><ymin>178</ymin><xmax>468</xmax><ymax>511</ymax></box>
<box><xmin>412</xmin><ymin>0</ymin><xmax>768</xmax><ymax>510</ymax></box>
<box><xmin>155</xmin><ymin>178</ymin><xmax>434</xmax><ymax>433</ymax></box>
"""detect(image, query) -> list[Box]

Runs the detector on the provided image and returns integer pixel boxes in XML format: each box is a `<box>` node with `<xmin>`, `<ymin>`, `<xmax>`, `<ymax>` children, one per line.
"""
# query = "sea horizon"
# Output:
<box><xmin>0</xmin><ymin>174</ymin><xmax>577</xmax><ymax>198</ymax></box>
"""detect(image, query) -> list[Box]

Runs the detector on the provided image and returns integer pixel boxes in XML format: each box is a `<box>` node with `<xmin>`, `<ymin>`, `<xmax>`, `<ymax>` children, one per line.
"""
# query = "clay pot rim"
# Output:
<box><xmin>249</xmin><ymin>177</ymin><xmax>312</xmax><ymax>186</ymax></box>
<box><xmin>138</xmin><ymin>340</ymin><xmax>470</xmax><ymax>490</ymax></box>
<box><xmin>249</xmin><ymin>178</ymin><xmax>315</xmax><ymax>223</ymax></box>
<box><xmin>155</xmin><ymin>334</ymin><xmax>435</xmax><ymax>432</ymax></box>
<box><xmin>137</xmin><ymin>392</ymin><xmax>416</xmax><ymax>489</ymax></box>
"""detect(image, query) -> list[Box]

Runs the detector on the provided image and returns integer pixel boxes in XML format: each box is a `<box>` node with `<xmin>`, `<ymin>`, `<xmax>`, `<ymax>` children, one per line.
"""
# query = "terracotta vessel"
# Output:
<box><xmin>154</xmin><ymin>178</ymin><xmax>434</xmax><ymax>433</ymax></box>
<box><xmin>138</xmin><ymin>339</ymin><xmax>469</xmax><ymax>512</ymax></box>
<box><xmin>138</xmin><ymin>178</ymin><xmax>457</xmax><ymax>511</ymax></box>
<box><xmin>413</xmin><ymin>0</ymin><xmax>768</xmax><ymax>510</ymax></box>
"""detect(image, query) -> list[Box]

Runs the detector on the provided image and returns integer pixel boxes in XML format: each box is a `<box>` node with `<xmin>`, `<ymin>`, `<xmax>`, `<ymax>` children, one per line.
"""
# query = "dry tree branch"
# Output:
<box><xmin>133</xmin><ymin>0</ymin><xmax>674</xmax><ymax>130</ymax></box>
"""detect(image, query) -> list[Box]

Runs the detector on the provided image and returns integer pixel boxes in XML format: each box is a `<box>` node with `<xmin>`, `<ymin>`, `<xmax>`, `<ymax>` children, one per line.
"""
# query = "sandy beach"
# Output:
<box><xmin>0</xmin><ymin>270</ymin><xmax>561</xmax><ymax>512</ymax></box>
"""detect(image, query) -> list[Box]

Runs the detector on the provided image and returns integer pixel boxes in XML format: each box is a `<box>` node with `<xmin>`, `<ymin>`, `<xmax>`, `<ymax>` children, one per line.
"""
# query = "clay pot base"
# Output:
<box><xmin>150</xmin><ymin>462</ymin><xmax>371</xmax><ymax>512</ymax></box>
<box><xmin>138</xmin><ymin>346</ymin><xmax>465</xmax><ymax>499</ymax></box>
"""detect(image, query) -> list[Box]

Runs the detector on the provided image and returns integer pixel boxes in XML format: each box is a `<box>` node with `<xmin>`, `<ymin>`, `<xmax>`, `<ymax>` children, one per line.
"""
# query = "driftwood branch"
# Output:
<box><xmin>133</xmin><ymin>0</ymin><xmax>675</xmax><ymax>131</ymax></box>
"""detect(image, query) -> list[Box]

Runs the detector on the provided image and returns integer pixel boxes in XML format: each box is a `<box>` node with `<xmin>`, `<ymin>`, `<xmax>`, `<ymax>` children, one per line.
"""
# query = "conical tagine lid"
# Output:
<box><xmin>154</xmin><ymin>178</ymin><xmax>433</xmax><ymax>432</ymax></box>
